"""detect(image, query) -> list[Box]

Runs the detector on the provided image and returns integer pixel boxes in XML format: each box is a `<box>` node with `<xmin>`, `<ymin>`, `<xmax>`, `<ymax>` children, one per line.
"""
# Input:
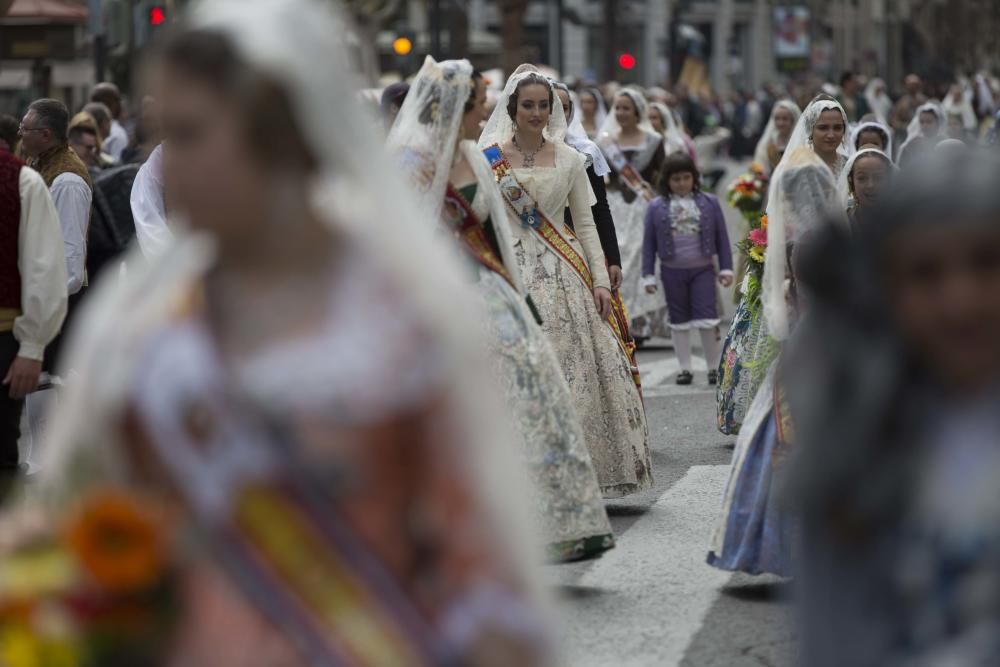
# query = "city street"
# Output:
<box><xmin>550</xmin><ymin>341</ymin><xmax>795</xmax><ymax>667</ymax></box>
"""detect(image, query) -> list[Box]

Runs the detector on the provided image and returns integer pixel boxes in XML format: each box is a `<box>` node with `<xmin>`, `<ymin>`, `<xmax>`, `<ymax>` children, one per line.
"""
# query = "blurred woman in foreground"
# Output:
<box><xmin>791</xmin><ymin>149</ymin><xmax>1000</xmax><ymax>666</ymax></box>
<box><xmin>14</xmin><ymin>1</ymin><xmax>550</xmax><ymax>664</ymax></box>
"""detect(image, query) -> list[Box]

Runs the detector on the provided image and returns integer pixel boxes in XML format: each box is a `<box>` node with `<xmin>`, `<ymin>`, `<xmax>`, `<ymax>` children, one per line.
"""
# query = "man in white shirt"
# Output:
<box><xmin>90</xmin><ymin>82</ymin><xmax>129</xmax><ymax>162</ymax></box>
<box><xmin>18</xmin><ymin>99</ymin><xmax>92</xmax><ymax>372</ymax></box>
<box><xmin>0</xmin><ymin>128</ymin><xmax>68</xmax><ymax>473</ymax></box>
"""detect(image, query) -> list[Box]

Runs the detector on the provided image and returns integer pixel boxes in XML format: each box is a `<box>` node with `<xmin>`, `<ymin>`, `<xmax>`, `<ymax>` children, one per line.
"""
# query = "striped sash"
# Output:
<box><xmin>132</xmin><ymin>320</ymin><xmax>447</xmax><ymax>667</ymax></box>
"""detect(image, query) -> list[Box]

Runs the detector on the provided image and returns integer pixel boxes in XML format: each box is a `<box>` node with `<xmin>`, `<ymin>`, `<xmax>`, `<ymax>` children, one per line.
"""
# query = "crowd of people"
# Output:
<box><xmin>0</xmin><ymin>0</ymin><xmax>998</xmax><ymax>664</ymax></box>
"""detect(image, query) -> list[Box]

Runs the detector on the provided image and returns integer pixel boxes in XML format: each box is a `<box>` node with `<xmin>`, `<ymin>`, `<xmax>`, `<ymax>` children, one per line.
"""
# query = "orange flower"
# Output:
<box><xmin>760</xmin><ymin>214</ymin><xmax>769</xmax><ymax>230</ymax></box>
<box><xmin>64</xmin><ymin>489</ymin><xmax>167</xmax><ymax>595</ymax></box>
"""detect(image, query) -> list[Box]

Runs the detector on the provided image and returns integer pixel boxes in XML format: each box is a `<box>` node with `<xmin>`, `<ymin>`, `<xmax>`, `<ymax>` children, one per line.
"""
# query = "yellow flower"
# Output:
<box><xmin>64</xmin><ymin>489</ymin><xmax>167</xmax><ymax>595</ymax></box>
<box><xmin>0</xmin><ymin>547</ymin><xmax>76</xmax><ymax>600</ymax></box>
<box><xmin>0</xmin><ymin>625</ymin><xmax>76</xmax><ymax>667</ymax></box>
<box><xmin>749</xmin><ymin>246</ymin><xmax>766</xmax><ymax>263</ymax></box>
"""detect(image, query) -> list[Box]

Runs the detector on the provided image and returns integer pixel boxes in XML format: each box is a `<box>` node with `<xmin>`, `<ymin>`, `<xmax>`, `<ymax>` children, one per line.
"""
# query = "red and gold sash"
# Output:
<box><xmin>601</xmin><ymin>140</ymin><xmax>654</xmax><ymax>202</ymax></box>
<box><xmin>131</xmin><ymin>312</ymin><xmax>444</xmax><ymax>667</ymax></box>
<box><xmin>442</xmin><ymin>184</ymin><xmax>516</xmax><ymax>289</ymax></box>
<box><xmin>483</xmin><ymin>144</ymin><xmax>641</xmax><ymax>392</ymax></box>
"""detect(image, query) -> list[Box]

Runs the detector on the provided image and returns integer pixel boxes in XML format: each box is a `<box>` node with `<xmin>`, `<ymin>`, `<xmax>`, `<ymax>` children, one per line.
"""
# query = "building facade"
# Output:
<box><xmin>380</xmin><ymin>0</ymin><xmax>995</xmax><ymax>94</ymax></box>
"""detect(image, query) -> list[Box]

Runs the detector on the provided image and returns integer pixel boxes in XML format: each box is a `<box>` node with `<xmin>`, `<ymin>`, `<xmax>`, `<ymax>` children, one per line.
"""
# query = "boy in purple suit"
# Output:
<box><xmin>643</xmin><ymin>153</ymin><xmax>734</xmax><ymax>385</ymax></box>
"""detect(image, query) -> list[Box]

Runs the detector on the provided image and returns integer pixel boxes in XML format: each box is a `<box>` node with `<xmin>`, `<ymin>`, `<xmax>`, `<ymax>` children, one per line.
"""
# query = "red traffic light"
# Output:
<box><xmin>618</xmin><ymin>53</ymin><xmax>636</xmax><ymax>70</ymax></box>
<box><xmin>149</xmin><ymin>6</ymin><xmax>166</xmax><ymax>26</ymax></box>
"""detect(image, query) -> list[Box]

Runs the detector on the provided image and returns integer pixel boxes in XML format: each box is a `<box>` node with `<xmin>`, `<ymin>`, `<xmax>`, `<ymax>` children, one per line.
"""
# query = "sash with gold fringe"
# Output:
<box><xmin>442</xmin><ymin>184</ymin><xmax>516</xmax><ymax>290</ymax></box>
<box><xmin>483</xmin><ymin>144</ymin><xmax>641</xmax><ymax>392</ymax></box>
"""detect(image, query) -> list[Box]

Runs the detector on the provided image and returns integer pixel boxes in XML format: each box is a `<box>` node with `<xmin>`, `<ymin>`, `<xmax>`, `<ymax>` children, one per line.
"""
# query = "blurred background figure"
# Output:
<box><xmin>891</xmin><ymin>74</ymin><xmax>928</xmax><ymax>146</ymax></box>
<box><xmin>380</xmin><ymin>81</ymin><xmax>410</xmax><ymax>130</ymax></box>
<box><xmin>837</xmin><ymin>71</ymin><xmax>868</xmax><ymax>123</ymax></box>
<box><xmin>0</xmin><ymin>115</ymin><xmax>19</xmax><ymax>153</ymax></box>
<box><xmin>864</xmin><ymin>78</ymin><xmax>894</xmax><ymax>127</ymax></box>
<box><xmin>0</xmin><ymin>107</ymin><xmax>67</xmax><ymax>496</ymax></box>
<box><xmin>67</xmin><ymin>112</ymin><xmax>103</xmax><ymax>174</ymax></box>
<box><xmin>17</xmin><ymin>98</ymin><xmax>91</xmax><ymax>375</ymax></box>
<box><xmin>790</xmin><ymin>148</ymin><xmax>1000</xmax><ymax>667</ymax></box>
<box><xmin>753</xmin><ymin>100</ymin><xmax>801</xmax><ymax>175</ymax></box>
<box><xmin>577</xmin><ymin>88</ymin><xmax>607</xmax><ymax>141</ymax></box>
<box><xmin>89</xmin><ymin>82</ymin><xmax>129</xmax><ymax>162</ymax></box>
<box><xmin>898</xmin><ymin>101</ymin><xmax>946</xmax><ymax>165</ymax></box>
<box><xmin>599</xmin><ymin>88</ymin><xmax>670</xmax><ymax>343</ymax></box>
<box><xmin>942</xmin><ymin>84</ymin><xmax>978</xmax><ymax>142</ymax></box>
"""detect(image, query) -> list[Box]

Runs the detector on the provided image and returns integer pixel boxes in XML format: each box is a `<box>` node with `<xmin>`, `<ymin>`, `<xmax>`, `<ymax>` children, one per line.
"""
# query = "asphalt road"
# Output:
<box><xmin>548</xmin><ymin>342</ymin><xmax>795</xmax><ymax>667</ymax></box>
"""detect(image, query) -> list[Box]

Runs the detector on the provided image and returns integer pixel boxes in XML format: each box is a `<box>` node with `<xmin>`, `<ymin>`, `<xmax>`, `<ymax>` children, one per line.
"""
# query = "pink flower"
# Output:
<box><xmin>748</xmin><ymin>228</ymin><xmax>768</xmax><ymax>247</ymax></box>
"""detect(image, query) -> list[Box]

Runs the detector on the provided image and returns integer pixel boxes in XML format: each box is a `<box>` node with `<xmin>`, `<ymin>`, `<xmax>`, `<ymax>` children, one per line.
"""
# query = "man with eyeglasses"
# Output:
<box><xmin>0</xmin><ymin>109</ymin><xmax>68</xmax><ymax>484</ymax></box>
<box><xmin>18</xmin><ymin>98</ymin><xmax>92</xmax><ymax>373</ymax></box>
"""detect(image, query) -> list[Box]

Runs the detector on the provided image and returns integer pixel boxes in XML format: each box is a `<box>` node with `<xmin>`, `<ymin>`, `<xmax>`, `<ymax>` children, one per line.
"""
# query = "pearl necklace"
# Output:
<box><xmin>513</xmin><ymin>135</ymin><xmax>546</xmax><ymax>168</ymax></box>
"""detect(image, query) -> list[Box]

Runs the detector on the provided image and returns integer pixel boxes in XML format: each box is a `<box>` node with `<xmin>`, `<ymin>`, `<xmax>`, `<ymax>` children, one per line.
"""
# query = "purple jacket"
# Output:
<box><xmin>641</xmin><ymin>191</ymin><xmax>734</xmax><ymax>276</ymax></box>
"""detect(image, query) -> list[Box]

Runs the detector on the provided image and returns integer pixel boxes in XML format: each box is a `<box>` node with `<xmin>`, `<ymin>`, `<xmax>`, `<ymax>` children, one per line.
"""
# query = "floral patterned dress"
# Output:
<box><xmin>503</xmin><ymin>144</ymin><xmax>652</xmax><ymax>499</ymax></box>
<box><xmin>451</xmin><ymin>180</ymin><xmax>614</xmax><ymax>561</ymax></box>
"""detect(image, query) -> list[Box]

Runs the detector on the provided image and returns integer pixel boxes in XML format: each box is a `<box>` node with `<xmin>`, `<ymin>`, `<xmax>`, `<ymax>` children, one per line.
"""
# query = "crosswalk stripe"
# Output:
<box><xmin>554</xmin><ymin>465</ymin><xmax>732</xmax><ymax>666</ymax></box>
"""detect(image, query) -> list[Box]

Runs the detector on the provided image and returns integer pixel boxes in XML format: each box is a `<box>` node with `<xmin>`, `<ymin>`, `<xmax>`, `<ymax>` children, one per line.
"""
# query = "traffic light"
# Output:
<box><xmin>149</xmin><ymin>4</ymin><xmax>166</xmax><ymax>27</ymax></box>
<box><xmin>618</xmin><ymin>53</ymin><xmax>637</xmax><ymax>70</ymax></box>
<box><xmin>392</xmin><ymin>35</ymin><xmax>413</xmax><ymax>56</ymax></box>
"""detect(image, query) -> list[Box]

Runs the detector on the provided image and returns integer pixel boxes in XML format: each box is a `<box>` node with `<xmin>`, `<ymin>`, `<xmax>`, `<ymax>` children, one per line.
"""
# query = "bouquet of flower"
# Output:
<box><xmin>726</xmin><ymin>163</ymin><xmax>769</xmax><ymax>220</ymax></box>
<box><xmin>736</xmin><ymin>213</ymin><xmax>768</xmax><ymax>310</ymax></box>
<box><xmin>0</xmin><ymin>488</ymin><xmax>178</xmax><ymax>666</ymax></box>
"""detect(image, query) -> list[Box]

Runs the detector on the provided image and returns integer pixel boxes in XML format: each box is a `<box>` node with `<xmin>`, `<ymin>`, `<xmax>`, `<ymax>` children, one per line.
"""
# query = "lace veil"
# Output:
<box><xmin>753</xmin><ymin>99</ymin><xmax>801</xmax><ymax>171</ymax></box>
<box><xmin>849</xmin><ymin>120</ymin><xmax>893</xmax><ymax>157</ymax></box>
<box><xmin>899</xmin><ymin>100</ymin><xmax>946</xmax><ymax>157</ymax></box>
<box><xmin>649</xmin><ymin>101</ymin><xmax>689</xmax><ymax>155</ymax></box>
<box><xmin>478</xmin><ymin>65</ymin><xmax>568</xmax><ymax>150</ymax></box>
<box><xmin>837</xmin><ymin>147</ymin><xmax>894</xmax><ymax>211</ymax></box>
<box><xmin>387</xmin><ymin>56</ymin><xmax>524</xmax><ymax>292</ymax></box>
<box><xmin>556</xmin><ymin>81</ymin><xmax>611</xmax><ymax>176</ymax></box>
<box><xmin>762</xmin><ymin>98</ymin><xmax>846</xmax><ymax>339</ymax></box>
<box><xmin>596</xmin><ymin>88</ymin><xmax>657</xmax><ymax>141</ymax></box>
<box><xmin>579</xmin><ymin>87</ymin><xmax>608</xmax><ymax>135</ymax></box>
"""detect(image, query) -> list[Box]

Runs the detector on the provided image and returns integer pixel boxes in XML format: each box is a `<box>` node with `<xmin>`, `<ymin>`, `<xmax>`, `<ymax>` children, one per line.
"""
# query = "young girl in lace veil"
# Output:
<box><xmin>15</xmin><ymin>2</ymin><xmax>552</xmax><ymax>664</ymax></box>
<box><xmin>479</xmin><ymin>67</ymin><xmax>652</xmax><ymax>499</ymax></box>
<box><xmin>388</xmin><ymin>57</ymin><xmax>614</xmax><ymax>562</ymax></box>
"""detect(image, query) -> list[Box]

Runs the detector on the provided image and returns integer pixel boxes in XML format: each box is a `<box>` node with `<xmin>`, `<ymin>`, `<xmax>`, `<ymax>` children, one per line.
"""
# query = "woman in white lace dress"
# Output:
<box><xmin>388</xmin><ymin>57</ymin><xmax>614</xmax><ymax>561</ymax></box>
<box><xmin>598</xmin><ymin>89</ymin><xmax>671</xmax><ymax>341</ymax></box>
<box><xmin>479</xmin><ymin>68</ymin><xmax>651</xmax><ymax>499</ymax></box>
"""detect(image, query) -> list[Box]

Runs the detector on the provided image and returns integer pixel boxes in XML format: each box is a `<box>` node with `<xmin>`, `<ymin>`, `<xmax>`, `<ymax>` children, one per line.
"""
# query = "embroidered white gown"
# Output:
<box><xmin>601</xmin><ymin>132</ymin><xmax>671</xmax><ymax>340</ymax></box>
<box><xmin>502</xmin><ymin>143</ymin><xmax>652</xmax><ymax>498</ymax></box>
<box><xmin>459</xmin><ymin>177</ymin><xmax>614</xmax><ymax>560</ymax></box>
